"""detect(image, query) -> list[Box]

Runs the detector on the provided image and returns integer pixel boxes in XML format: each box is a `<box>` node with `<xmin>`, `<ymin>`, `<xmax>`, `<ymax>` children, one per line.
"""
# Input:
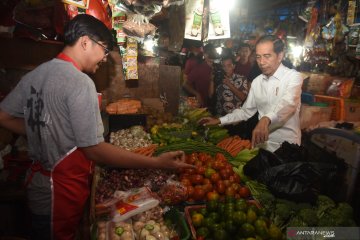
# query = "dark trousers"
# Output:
<box><xmin>30</xmin><ymin>214</ymin><xmax>51</xmax><ymax>240</ymax></box>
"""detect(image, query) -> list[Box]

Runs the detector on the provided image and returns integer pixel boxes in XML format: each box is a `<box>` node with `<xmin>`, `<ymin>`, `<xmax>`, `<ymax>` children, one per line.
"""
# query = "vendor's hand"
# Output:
<box><xmin>251</xmin><ymin>117</ymin><xmax>271</xmax><ymax>148</ymax></box>
<box><xmin>156</xmin><ymin>151</ymin><xmax>194</xmax><ymax>169</ymax></box>
<box><xmin>198</xmin><ymin>117</ymin><xmax>220</xmax><ymax>126</ymax></box>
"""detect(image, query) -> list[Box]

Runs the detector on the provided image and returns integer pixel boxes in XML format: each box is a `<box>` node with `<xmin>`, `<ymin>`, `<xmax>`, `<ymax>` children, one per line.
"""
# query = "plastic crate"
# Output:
<box><xmin>314</xmin><ymin>95</ymin><xmax>345</xmax><ymax>120</ymax></box>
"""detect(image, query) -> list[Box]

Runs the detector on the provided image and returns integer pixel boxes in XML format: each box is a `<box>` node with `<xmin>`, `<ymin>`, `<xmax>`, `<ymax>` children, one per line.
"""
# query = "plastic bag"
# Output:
<box><xmin>123</xmin><ymin>14</ymin><xmax>156</xmax><ymax>39</ymax></box>
<box><xmin>243</xmin><ymin>141</ymin><xmax>346</xmax><ymax>202</ymax></box>
<box><xmin>157</xmin><ymin>179</ymin><xmax>188</xmax><ymax>205</ymax></box>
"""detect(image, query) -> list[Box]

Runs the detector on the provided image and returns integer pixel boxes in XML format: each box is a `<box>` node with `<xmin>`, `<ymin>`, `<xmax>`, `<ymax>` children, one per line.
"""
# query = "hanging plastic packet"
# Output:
<box><xmin>298</xmin><ymin>0</ymin><xmax>316</xmax><ymax>22</ymax></box>
<box><xmin>347</xmin><ymin>0</ymin><xmax>357</xmax><ymax>25</ymax></box>
<box><xmin>108</xmin><ymin>0</ymin><xmax>127</xmax><ymax>45</ymax></box>
<box><xmin>184</xmin><ymin>0</ymin><xmax>204</xmax><ymax>40</ymax></box>
<box><xmin>125</xmin><ymin>37</ymin><xmax>139</xmax><ymax>80</ymax></box>
<box><xmin>207</xmin><ymin>0</ymin><xmax>231</xmax><ymax>39</ymax></box>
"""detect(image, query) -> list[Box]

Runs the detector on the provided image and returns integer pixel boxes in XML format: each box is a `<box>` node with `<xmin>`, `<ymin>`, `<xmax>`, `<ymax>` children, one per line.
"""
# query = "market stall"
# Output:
<box><xmin>0</xmin><ymin>0</ymin><xmax>360</xmax><ymax>239</ymax></box>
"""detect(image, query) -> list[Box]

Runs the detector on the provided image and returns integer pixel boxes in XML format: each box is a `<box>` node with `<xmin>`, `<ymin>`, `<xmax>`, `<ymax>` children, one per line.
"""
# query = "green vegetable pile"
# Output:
<box><xmin>255</xmin><ymin>191</ymin><xmax>357</xmax><ymax>230</ymax></box>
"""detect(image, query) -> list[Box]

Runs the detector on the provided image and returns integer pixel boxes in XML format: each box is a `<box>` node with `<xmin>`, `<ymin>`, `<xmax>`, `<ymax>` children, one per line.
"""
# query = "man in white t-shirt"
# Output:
<box><xmin>200</xmin><ymin>35</ymin><xmax>303</xmax><ymax>152</ymax></box>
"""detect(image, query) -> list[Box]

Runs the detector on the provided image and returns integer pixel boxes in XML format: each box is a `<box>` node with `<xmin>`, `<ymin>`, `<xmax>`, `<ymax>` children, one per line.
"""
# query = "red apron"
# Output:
<box><xmin>25</xmin><ymin>53</ymin><xmax>99</xmax><ymax>239</ymax></box>
<box><xmin>51</xmin><ymin>147</ymin><xmax>93</xmax><ymax>240</ymax></box>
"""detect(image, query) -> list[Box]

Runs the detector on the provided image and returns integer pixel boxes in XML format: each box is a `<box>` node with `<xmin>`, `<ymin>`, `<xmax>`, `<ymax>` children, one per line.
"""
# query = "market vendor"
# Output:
<box><xmin>0</xmin><ymin>14</ymin><xmax>192</xmax><ymax>240</ymax></box>
<box><xmin>182</xmin><ymin>44</ymin><xmax>216</xmax><ymax>108</ymax></box>
<box><xmin>199</xmin><ymin>35</ymin><xmax>303</xmax><ymax>152</ymax></box>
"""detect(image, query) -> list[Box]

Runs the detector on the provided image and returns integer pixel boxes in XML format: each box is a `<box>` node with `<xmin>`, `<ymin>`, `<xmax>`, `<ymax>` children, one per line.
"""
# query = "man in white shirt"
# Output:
<box><xmin>200</xmin><ymin>35</ymin><xmax>303</xmax><ymax>152</ymax></box>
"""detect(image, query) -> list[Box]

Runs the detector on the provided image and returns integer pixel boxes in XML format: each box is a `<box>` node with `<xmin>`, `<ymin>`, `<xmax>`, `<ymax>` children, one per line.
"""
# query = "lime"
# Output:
<box><xmin>246</xmin><ymin>208</ymin><xmax>257</xmax><ymax>223</ymax></box>
<box><xmin>268</xmin><ymin>224</ymin><xmax>282</xmax><ymax>240</ymax></box>
<box><xmin>213</xmin><ymin>228</ymin><xmax>228</xmax><ymax>240</ymax></box>
<box><xmin>203</xmin><ymin>217</ymin><xmax>215</xmax><ymax>228</ymax></box>
<box><xmin>233</xmin><ymin>211</ymin><xmax>247</xmax><ymax>225</ymax></box>
<box><xmin>199</xmin><ymin>207</ymin><xmax>208</xmax><ymax>217</ymax></box>
<box><xmin>206</xmin><ymin>200</ymin><xmax>219</xmax><ymax>212</ymax></box>
<box><xmin>240</xmin><ymin>223</ymin><xmax>255</xmax><ymax>238</ymax></box>
<box><xmin>208</xmin><ymin>212</ymin><xmax>220</xmax><ymax>222</ymax></box>
<box><xmin>225</xmin><ymin>219</ymin><xmax>237</xmax><ymax>233</ymax></box>
<box><xmin>196</xmin><ymin>227</ymin><xmax>209</xmax><ymax>238</ymax></box>
<box><xmin>254</xmin><ymin>219</ymin><xmax>269</xmax><ymax>239</ymax></box>
<box><xmin>235</xmin><ymin>199</ymin><xmax>248</xmax><ymax>211</ymax></box>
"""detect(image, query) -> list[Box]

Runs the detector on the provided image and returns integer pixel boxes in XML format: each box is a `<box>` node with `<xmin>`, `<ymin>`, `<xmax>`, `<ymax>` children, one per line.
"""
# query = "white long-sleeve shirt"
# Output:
<box><xmin>219</xmin><ymin>64</ymin><xmax>303</xmax><ymax>151</ymax></box>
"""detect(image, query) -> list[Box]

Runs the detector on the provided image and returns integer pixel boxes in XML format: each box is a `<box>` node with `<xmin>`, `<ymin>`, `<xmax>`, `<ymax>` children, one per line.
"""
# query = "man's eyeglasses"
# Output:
<box><xmin>89</xmin><ymin>36</ymin><xmax>110</xmax><ymax>58</ymax></box>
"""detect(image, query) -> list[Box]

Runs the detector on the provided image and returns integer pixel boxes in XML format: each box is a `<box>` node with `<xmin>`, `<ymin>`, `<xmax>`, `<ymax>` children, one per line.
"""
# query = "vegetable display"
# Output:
<box><xmin>110</xmin><ymin>126</ymin><xmax>152</xmax><ymax>150</ymax></box>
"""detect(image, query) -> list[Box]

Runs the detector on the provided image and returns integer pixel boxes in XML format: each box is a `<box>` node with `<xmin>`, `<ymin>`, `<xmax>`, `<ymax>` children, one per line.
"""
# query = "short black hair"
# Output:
<box><xmin>63</xmin><ymin>14</ymin><xmax>114</xmax><ymax>50</ymax></box>
<box><xmin>256</xmin><ymin>35</ymin><xmax>284</xmax><ymax>54</ymax></box>
<box><xmin>221</xmin><ymin>56</ymin><xmax>235</xmax><ymax>65</ymax></box>
<box><xmin>238</xmin><ymin>43</ymin><xmax>251</xmax><ymax>50</ymax></box>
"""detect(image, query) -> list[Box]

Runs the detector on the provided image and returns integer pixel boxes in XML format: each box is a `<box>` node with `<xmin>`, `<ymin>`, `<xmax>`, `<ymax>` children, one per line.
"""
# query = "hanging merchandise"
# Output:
<box><xmin>184</xmin><ymin>0</ymin><xmax>204</xmax><ymax>41</ymax></box>
<box><xmin>123</xmin><ymin>13</ymin><xmax>156</xmax><ymax>40</ymax></box>
<box><xmin>347</xmin><ymin>0</ymin><xmax>357</xmax><ymax>26</ymax></box>
<box><xmin>125</xmin><ymin>37</ymin><xmax>138</xmax><ymax>80</ymax></box>
<box><xmin>108</xmin><ymin>1</ymin><xmax>127</xmax><ymax>45</ymax></box>
<box><xmin>86</xmin><ymin>0</ymin><xmax>112</xmax><ymax>29</ymax></box>
<box><xmin>304</xmin><ymin>7</ymin><xmax>318</xmax><ymax>48</ymax></box>
<box><xmin>207</xmin><ymin>0</ymin><xmax>230</xmax><ymax>40</ymax></box>
<box><xmin>62</xmin><ymin>0</ymin><xmax>89</xmax><ymax>9</ymax></box>
<box><xmin>299</xmin><ymin>0</ymin><xmax>316</xmax><ymax>22</ymax></box>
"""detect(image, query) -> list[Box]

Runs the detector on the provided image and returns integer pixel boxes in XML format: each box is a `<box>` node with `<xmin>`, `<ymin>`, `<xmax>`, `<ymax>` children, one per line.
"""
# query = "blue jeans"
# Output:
<box><xmin>30</xmin><ymin>214</ymin><xmax>51</xmax><ymax>240</ymax></box>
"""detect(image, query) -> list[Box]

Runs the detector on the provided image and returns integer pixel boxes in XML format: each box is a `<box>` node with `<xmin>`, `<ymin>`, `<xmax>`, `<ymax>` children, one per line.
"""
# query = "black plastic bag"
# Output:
<box><xmin>242</xmin><ymin>148</ymin><xmax>284</xmax><ymax>179</ymax></box>
<box><xmin>243</xmin><ymin>142</ymin><xmax>347</xmax><ymax>202</ymax></box>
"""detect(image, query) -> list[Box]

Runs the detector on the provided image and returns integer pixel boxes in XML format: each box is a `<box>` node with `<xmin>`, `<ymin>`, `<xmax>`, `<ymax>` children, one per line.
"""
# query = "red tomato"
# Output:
<box><xmin>206</xmin><ymin>191</ymin><xmax>220</xmax><ymax>201</ymax></box>
<box><xmin>194</xmin><ymin>160</ymin><xmax>203</xmax><ymax>168</ymax></box>
<box><xmin>203</xmin><ymin>178</ymin><xmax>211</xmax><ymax>185</ymax></box>
<box><xmin>232</xmin><ymin>174</ymin><xmax>241</xmax><ymax>183</ymax></box>
<box><xmin>225</xmin><ymin>187</ymin><xmax>236</xmax><ymax>197</ymax></box>
<box><xmin>180</xmin><ymin>173</ymin><xmax>190</xmax><ymax>180</ymax></box>
<box><xmin>187</xmin><ymin>185</ymin><xmax>195</xmax><ymax>198</ymax></box>
<box><xmin>198</xmin><ymin>153</ymin><xmax>208</xmax><ymax>162</ymax></box>
<box><xmin>219</xmin><ymin>169</ymin><xmax>231</xmax><ymax>180</ymax></box>
<box><xmin>223</xmin><ymin>179</ymin><xmax>231</xmax><ymax>187</ymax></box>
<box><xmin>239</xmin><ymin>186</ymin><xmax>251</xmax><ymax>198</ymax></box>
<box><xmin>225</xmin><ymin>164</ymin><xmax>234</xmax><ymax>172</ymax></box>
<box><xmin>212</xmin><ymin>160</ymin><xmax>222</xmax><ymax>170</ymax></box>
<box><xmin>228</xmin><ymin>175</ymin><xmax>236</xmax><ymax>183</ymax></box>
<box><xmin>215</xmin><ymin>153</ymin><xmax>226</xmax><ymax>161</ymax></box>
<box><xmin>185</xmin><ymin>154</ymin><xmax>196</xmax><ymax>164</ymax></box>
<box><xmin>231</xmin><ymin>183</ymin><xmax>241</xmax><ymax>191</ymax></box>
<box><xmin>181</xmin><ymin>178</ymin><xmax>191</xmax><ymax>186</ymax></box>
<box><xmin>210</xmin><ymin>173</ymin><xmax>221</xmax><ymax>183</ymax></box>
<box><xmin>184</xmin><ymin>168</ymin><xmax>196</xmax><ymax>175</ymax></box>
<box><xmin>196</xmin><ymin>166</ymin><xmax>206</xmax><ymax>175</ymax></box>
<box><xmin>203</xmin><ymin>183</ymin><xmax>213</xmax><ymax>193</ymax></box>
<box><xmin>191</xmin><ymin>174</ymin><xmax>204</xmax><ymax>185</ymax></box>
<box><xmin>215</xmin><ymin>180</ymin><xmax>225</xmax><ymax>194</ymax></box>
<box><xmin>193</xmin><ymin>186</ymin><xmax>206</xmax><ymax>201</ymax></box>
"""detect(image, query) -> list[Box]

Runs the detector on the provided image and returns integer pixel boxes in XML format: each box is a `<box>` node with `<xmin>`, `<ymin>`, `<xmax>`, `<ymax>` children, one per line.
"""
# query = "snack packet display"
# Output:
<box><xmin>207</xmin><ymin>0</ymin><xmax>230</xmax><ymax>40</ymax></box>
<box><xmin>184</xmin><ymin>0</ymin><xmax>204</xmax><ymax>41</ymax></box>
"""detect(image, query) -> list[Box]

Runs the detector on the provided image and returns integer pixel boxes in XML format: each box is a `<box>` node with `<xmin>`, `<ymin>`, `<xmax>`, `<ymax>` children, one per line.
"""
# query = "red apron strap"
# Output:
<box><xmin>24</xmin><ymin>162</ymin><xmax>51</xmax><ymax>187</ymax></box>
